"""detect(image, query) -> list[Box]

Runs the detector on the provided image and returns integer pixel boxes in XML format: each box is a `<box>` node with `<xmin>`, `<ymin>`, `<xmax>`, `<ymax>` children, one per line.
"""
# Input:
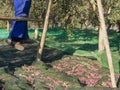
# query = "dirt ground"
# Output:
<box><xmin>0</xmin><ymin>39</ymin><xmax>120</xmax><ymax>90</ymax></box>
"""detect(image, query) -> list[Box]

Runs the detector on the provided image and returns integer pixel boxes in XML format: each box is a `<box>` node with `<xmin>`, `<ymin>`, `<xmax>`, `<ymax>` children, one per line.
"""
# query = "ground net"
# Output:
<box><xmin>0</xmin><ymin>28</ymin><xmax>119</xmax><ymax>73</ymax></box>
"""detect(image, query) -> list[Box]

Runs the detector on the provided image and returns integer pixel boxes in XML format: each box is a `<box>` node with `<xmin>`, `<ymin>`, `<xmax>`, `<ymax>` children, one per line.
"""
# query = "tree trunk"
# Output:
<box><xmin>96</xmin><ymin>0</ymin><xmax>116</xmax><ymax>88</ymax></box>
<box><xmin>37</xmin><ymin>0</ymin><xmax>52</xmax><ymax>61</ymax></box>
<box><xmin>34</xmin><ymin>22</ymin><xmax>40</xmax><ymax>39</ymax></box>
<box><xmin>98</xmin><ymin>26</ymin><xmax>105</xmax><ymax>51</ymax></box>
<box><xmin>7</xmin><ymin>21</ymin><xmax>10</xmax><ymax>32</ymax></box>
<box><xmin>34</xmin><ymin>27</ymin><xmax>39</xmax><ymax>39</ymax></box>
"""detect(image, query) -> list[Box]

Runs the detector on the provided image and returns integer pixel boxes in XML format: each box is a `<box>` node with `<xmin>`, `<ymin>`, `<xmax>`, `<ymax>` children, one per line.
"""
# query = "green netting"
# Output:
<box><xmin>0</xmin><ymin>28</ymin><xmax>65</xmax><ymax>39</ymax></box>
<box><xmin>28</xmin><ymin>28</ymin><xmax>64</xmax><ymax>37</ymax></box>
<box><xmin>73</xmin><ymin>50</ymin><xmax>119</xmax><ymax>73</ymax></box>
<box><xmin>97</xmin><ymin>50</ymin><xmax>119</xmax><ymax>73</ymax></box>
<box><xmin>0</xmin><ymin>28</ymin><xmax>119</xmax><ymax>73</ymax></box>
<box><xmin>0</xmin><ymin>29</ymin><xmax>9</xmax><ymax>38</ymax></box>
<box><xmin>44</xmin><ymin>29</ymin><xmax>120</xmax><ymax>73</ymax></box>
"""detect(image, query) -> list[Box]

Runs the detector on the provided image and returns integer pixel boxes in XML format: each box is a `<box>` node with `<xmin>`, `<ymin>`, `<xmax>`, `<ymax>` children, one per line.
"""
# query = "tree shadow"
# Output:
<box><xmin>0</xmin><ymin>44</ymin><xmax>69</xmax><ymax>73</ymax></box>
<box><xmin>0</xmin><ymin>45</ymin><xmax>37</xmax><ymax>73</ymax></box>
<box><xmin>53</xmin><ymin>29</ymin><xmax>119</xmax><ymax>52</ymax></box>
<box><xmin>76</xmin><ymin>43</ymin><xmax>98</xmax><ymax>51</ymax></box>
<box><xmin>41</xmin><ymin>46</ymin><xmax>70</xmax><ymax>63</ymax></box>
<box><xmin>54</xmin><ymin>29</ymin><xmax>98</xmax><ymax>42</ymax></box>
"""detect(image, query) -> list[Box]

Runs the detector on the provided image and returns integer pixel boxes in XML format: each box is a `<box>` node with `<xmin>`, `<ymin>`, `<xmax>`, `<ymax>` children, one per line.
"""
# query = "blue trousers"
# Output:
<box><xmin>9</xmin><ymin>0</ymin><xmax>31</xmax><ymax>41</ymax></box>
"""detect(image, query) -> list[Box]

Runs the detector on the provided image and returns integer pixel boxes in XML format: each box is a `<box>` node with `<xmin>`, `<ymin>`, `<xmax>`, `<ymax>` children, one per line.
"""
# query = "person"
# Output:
<box><xmin>7</xmin><ymin>0</ymin><xmax>32</xmax><ymax>51</ymax></box>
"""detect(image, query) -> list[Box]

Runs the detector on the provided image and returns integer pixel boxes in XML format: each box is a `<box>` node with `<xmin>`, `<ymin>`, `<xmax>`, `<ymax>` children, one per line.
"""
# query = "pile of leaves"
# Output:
<box><xmin>1</xmin><ymin>55</ymin><xmax>119</xmax><ymax>90</ymax></box>
<box><xmin>52</xmin><ymin>56</ymin><xmax>120</xmax><ymax>87</ymax></box>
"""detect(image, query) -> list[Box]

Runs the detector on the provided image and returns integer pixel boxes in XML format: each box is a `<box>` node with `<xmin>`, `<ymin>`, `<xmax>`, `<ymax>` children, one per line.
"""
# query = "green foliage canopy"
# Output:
<box><xmin>0</xmin><ymin>0</ymin><xmax>120</xmax><ymax>30</ymax></box>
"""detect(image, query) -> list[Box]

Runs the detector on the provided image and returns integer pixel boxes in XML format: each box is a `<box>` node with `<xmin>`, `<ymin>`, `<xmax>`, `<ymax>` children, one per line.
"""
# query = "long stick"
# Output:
<box><xmin>96</xmin><ymin>0</ymin><xmax>116</xmax><ymax>88</ymax></box>
<box><xmin>37</xmin><ymin>0</ymin><xmax>52</xmax><ymax>61</ymax></box>
<box><xmin>0</xmin><ymin>17</ymin><xmax>41</xmax><ymax>21</ymax></box>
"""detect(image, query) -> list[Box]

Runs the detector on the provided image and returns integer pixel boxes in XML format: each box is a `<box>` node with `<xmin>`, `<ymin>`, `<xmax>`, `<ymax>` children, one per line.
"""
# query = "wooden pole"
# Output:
<box><xmin>99</xmin><ymin>26</ymin><xmax>105</xmax><ymax>51</ymax></box>
<box><xmin>0</xmin><ymin>17</ymin><xmax>41</xmax><ymax>22</ymax></box>
<box><xmin>96</xmin><ymin>0</ymin><xmax>116</xmax><ymax>88</ymax></box>
<box><xmin>37</xmin><ymin>0</ymin><xmax>52</xmax><ymax>61</ymax></box>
